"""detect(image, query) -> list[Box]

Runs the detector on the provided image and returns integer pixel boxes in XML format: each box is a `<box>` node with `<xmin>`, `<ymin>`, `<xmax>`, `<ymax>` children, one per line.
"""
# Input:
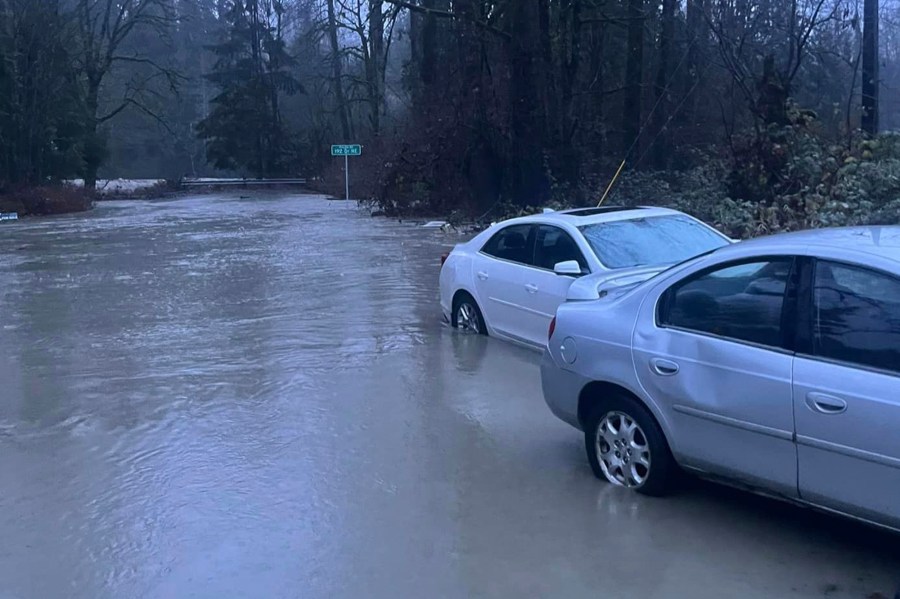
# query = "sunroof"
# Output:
<box><xmin>560</xmin><ymin>206</ymin><xmax>647</xmax><ymax>217</ymax></box>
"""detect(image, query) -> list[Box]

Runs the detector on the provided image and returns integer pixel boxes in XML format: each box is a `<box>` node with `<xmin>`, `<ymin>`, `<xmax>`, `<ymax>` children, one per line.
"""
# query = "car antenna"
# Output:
<box><xmin>597</xmin><ymin>159</ymin><xmax>626</xmax><ymax>207</ymax></box>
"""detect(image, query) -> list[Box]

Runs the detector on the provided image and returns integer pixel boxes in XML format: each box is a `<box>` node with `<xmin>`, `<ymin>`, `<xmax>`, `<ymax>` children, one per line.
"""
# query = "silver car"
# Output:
<box><xmin>542</xmin><ymin>226</ymin><xmax>900</xmax><ymax>531</ymax></box>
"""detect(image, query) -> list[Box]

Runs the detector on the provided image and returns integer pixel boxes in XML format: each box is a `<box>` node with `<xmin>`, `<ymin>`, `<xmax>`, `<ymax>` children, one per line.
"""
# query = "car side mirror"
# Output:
<box><xmin>554</xmin><ymin>260</ymin><xmax>583</xmax><ymax>276</ymax></box>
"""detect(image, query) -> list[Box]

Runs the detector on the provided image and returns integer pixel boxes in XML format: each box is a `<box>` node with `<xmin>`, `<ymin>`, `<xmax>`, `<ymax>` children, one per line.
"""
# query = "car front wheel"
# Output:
<box><xmin>584</xmin><ymin>394</ymin><xmax>676</xmax><ymax>496</ymax></box>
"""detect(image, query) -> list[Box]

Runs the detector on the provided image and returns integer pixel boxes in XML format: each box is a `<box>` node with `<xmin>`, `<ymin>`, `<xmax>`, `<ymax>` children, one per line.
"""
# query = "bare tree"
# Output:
<box><xmin>324</xmin><ymin>0</ymin><xmax>353</xmax><ymax>140</ymax></box>
<box><xmin>651</xmin><ymin>0</ymin><xmax>676</xmax><ymax>167</ymax></box>
<box><xmin>73</xmin><ymin>0</ymin><xmax>179</xmax><ymax>189</ymax></box>
<box><xmin>862</xmin><ymin>0</ymin><xmax>879</xmax><ymax>133</ymax></box>
<box><xmin>706</xmin><ymin>0</ymin><xmax>843</xmax><ymax>126</ymax></box>
<box><xmin>367</xmin><ymin>0</ymin><xmax>385</xmax><ymax>134</ymax></box>
<box><xmin>624</xmin><ymin>0</ymin><xmax>644</xmax><ymax>153</ymax></box>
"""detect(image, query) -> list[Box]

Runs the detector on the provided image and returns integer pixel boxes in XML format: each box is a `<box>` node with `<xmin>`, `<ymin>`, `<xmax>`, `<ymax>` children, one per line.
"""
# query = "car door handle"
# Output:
<box><xmin>525</xmin><ymin>283</ymin><xmax>538</xmax><ymax>294</ymax></box>
<box><xmin>805</xmin><ymin>392</ymin><xmax>847</xmax><ymax>415</ymax></box>
<box><xmin>477</xmin><ymin>271</ymin><xmax>489</xmax><ymax>281</ymax></box>
<box><xmin>649</xmin><ymin>358</ymin><xmax>679</xmax><ymax>376</ymax></box>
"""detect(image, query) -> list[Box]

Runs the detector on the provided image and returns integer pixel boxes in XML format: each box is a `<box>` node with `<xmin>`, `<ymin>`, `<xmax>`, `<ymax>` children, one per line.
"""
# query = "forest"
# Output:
<box><xmin>1</xmin><ymin>0</ymin><xmax>900</xmax><ymax>236</ymax></box>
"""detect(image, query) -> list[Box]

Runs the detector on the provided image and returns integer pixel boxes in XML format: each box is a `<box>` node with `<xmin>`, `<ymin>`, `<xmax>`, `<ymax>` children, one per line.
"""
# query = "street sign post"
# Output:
<box><xmin>331</xmin><ymin>144</ymin><xmax>361</xmax><ymax>200</ymax></box>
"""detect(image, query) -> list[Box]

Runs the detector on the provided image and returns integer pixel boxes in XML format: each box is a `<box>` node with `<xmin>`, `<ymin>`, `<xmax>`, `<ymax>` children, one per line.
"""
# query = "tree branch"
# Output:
<box><xmin>788</xmin><ymin>0</ymin><xmax>839</xmax><ymax>84</ymax></box>
<box><xmin>382</xmin><ymin>0</ymin><xmax>511</xmax><ymax>40</ymax></box>
<box><xmin>99</xmin><ymin>97</ymin><xmax>174</xmax><ymax>134</ymax></box>
<box><xmin>111</xmin><ymin>55</ymin><xmax>185</xmax><ymax>92</ymax></box>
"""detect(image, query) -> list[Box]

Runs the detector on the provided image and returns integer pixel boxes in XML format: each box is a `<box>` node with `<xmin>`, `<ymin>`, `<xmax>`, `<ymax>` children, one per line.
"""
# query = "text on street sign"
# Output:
<box><xmin>331</xmin><ymin>144</ymin><xmax>361</xmax><ymax>156</ymax></box>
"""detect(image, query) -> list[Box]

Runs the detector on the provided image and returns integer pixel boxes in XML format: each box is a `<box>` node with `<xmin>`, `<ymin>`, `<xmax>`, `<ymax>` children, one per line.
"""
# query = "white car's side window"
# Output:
<box><xmin>481</xmin><ymin>225</ymin><xmax>534</xmax><ymax>265</ymax></box>
<box><xmin>533</xmin><ymin>225</ymin><xmax>588</xmax><ymax>272</ymax></box>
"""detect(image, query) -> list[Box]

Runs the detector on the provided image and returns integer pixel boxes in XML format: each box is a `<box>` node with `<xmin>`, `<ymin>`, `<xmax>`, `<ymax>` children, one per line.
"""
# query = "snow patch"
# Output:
<box><xmin>66</xmin><ymin>179</ymin><xmax>167</xmax><ymax>195</ymax></box>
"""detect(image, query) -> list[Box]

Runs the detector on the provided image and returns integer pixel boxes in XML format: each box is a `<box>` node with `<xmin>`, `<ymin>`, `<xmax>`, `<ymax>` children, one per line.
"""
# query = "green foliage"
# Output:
<box><xmin>820</xmin><ymin>135</ymin><xmax>900</xmax><ymax>227</ymax></box>
<box><xmin>612</xmin><ymin>130</ymin><xmax>900</xmax><ymax>239</ymax></box>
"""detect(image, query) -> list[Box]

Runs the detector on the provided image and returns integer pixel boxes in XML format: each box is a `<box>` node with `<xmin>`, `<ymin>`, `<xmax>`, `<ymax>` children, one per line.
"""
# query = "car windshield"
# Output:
<box><xmin>578</xmin><ymin>215</ymin><xmax>729</xmax><ymax>269</ymax></box>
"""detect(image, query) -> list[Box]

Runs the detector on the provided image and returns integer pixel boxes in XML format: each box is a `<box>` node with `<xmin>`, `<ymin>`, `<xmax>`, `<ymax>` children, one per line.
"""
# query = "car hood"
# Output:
<box><xmin>566</xmin><ymin>265</ymin><xmax>668</xmax><ymax>301</ymax></box>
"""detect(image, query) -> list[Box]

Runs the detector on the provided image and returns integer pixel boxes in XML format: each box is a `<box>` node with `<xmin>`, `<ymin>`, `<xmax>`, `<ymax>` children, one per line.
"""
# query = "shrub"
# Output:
<box><xmin>0</xmin><ymin>185</ymin><xmax>94</xmax><ymax>216</ymax></box>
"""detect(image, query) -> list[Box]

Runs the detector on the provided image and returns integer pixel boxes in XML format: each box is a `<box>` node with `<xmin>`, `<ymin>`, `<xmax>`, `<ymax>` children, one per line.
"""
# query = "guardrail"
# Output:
<box><xmin>180</xmin><ymin>178</ymin><xmax>308</xmax><ymax>188</ymax></box>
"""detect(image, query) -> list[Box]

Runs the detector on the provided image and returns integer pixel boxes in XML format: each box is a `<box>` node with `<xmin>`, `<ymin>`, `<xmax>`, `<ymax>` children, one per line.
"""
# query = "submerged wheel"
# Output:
<box><xmin>452</xmin><ymin>293</ymin><xmax>487</xmax><ymax>336</ymax></box>
<box><xmin>585</xmin><ymin>394</ymin><xmax>676</xmax><ymax>496</ymax></box>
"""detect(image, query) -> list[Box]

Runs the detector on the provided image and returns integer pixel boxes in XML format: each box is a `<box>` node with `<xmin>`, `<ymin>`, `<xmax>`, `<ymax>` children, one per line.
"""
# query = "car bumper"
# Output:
<box><xmin>540</xmin><ymin>349</ymin><xmax>587</xmax><ymax>431</ymax></box>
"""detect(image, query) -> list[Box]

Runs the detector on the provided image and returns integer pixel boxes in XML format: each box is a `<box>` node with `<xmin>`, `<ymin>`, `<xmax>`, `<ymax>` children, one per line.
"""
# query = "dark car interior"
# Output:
<box><xmin>663</xmin><ymin>261</ymin><xmax>792</xmax><ymax>347</ymax></box>
<box><xmin>534</xmin><ymin>228</ymin><xmax>588</xmax><ymax>271</ymax></box>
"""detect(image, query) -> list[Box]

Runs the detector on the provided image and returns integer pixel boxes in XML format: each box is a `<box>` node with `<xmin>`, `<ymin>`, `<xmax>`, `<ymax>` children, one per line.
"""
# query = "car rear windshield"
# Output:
<box><xmin>579</xmin><ymin>215</ymin><xmax>729</xmax><ymax>269</ymax></box>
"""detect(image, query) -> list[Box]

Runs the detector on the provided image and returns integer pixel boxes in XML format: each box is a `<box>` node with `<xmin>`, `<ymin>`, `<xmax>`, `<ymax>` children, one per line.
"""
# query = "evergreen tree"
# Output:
<box><xmin>197</xmin><ymin>0</ymin><xmax>302</xmax><ymax>178</ymax></box>
<box><xmin>0</xmin><ymin>0</ymin><xmax>84</xmax><ymax>185</ymax></box>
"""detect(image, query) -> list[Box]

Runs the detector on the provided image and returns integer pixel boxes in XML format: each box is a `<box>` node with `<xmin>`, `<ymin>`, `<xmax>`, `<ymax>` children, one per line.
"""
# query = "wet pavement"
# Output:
<box><xmin>0</xmin><ymin>194</ymin><xmax>897</xmax><ymax>598</ymax></box>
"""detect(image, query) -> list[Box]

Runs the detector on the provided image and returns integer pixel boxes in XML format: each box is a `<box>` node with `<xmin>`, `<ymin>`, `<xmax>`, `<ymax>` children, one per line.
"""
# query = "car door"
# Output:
<box><xmin>520</xmin><ymin>225</ymin><xmax>592</xmax><ymax>346</ymax></box>
<box><xmin>632</xmin><ymin>257</ymin><xmax>799</xmax><ymax>497</ymax></box>
<box><xmin>474</xmin><ymin>224</ymin><xmax>537</xmax><ymax>342</ymax></box>
<box><xmin>793</xmin><ymin>259</ymin><xmax>900</xmax><ymax>529</ymax></box>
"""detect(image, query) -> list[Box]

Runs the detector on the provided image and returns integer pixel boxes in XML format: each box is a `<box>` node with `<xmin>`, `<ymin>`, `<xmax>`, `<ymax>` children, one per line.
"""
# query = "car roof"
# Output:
<box><xmin>499</xmin><ymin>205</ymin><xmax>685</xmax><ymax>227</ymax></box>
<box><xmin>716</xmin><ymin>226</ymin><xmax>900</xmax><ymax>262</ymax></box>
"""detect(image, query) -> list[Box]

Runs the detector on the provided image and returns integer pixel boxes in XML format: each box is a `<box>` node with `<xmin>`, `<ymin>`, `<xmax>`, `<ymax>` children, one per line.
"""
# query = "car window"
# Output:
<box><xmin>660</xmin><ymin>259</ymin><xmax>793</xmax><ymax>348</ymax></box>
<box><xmin>481</xmin><ymin>224</ymin><xmax>534</xmax><ymax>265</ymax></box>
<box><xmin>812</xmin><ymin>261</ymin><xmax>900</xmax><ymax>374</ymax></box>
<box><xmin>534</xmin><ymin>225</ymin><xmax>588</xmax><ymax>271</ymax></box>
<box><xmin>578</xmin><ymin>215</ymin><xmax>729</xmax><ymax>269</ymax></box>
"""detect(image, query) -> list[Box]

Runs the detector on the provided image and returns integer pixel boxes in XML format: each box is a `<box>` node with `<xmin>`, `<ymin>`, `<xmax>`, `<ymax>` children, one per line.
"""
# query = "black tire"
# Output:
<box><xmin>452</xmin><ymin>293</ymin><xmax>487</xmax><ymax>336</ymax></box>
<box><xmin>584</xmin><ymin>393</ymin><xmax>677</xmax><ymax>497</ymax></box>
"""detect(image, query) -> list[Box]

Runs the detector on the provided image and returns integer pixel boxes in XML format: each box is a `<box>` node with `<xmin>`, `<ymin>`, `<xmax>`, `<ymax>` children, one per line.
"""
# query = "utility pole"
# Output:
<box><xmin>861</xmin><ymin>0</ymin><xmax>879</xmax><ymax>135</ymax></box>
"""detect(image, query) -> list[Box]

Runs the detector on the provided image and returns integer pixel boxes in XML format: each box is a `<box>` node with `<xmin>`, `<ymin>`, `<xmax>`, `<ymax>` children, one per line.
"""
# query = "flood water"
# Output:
<box><xmin>1</xmin><ymin>194</ymin><xmax>898</xmax><ymax>598</ymax></box>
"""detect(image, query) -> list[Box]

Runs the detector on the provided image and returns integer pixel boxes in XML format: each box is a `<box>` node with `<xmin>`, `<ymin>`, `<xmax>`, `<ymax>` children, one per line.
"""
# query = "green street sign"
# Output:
<box><xmin>331</xmin><ymin>144</ymin><xmax>361</xmax><ymax>156</ymax></box>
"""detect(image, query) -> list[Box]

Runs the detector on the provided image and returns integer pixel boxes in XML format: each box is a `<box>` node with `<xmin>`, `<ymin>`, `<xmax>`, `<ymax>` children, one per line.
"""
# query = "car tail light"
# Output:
<box><xmin>440</xmin><ymin>253</ymin><xmax>449</xmax><ymax>267</ymax></box>
<box><xmin>548</xmin><ymin>316</ymin><xmax>557</xmax><ymax>340</ymax></box>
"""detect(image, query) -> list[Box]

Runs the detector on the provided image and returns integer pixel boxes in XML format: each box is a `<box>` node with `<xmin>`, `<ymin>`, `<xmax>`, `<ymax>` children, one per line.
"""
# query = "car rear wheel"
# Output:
<box><xmin>453</xmin><ymin>294</ymin><xmax>487</xmax><ymax>336</ymax></box>
<box><xmin>584</xmin><ymin>394</ymin><xmax>676</xmax><ymax>497</ymax></box>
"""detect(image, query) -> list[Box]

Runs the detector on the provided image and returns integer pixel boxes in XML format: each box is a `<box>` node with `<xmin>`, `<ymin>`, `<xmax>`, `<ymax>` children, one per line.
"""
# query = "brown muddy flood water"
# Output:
<box><xmin>0</xmin><ymin>194</ymin><xmax>897</xmax><ymax>598</ymax></box>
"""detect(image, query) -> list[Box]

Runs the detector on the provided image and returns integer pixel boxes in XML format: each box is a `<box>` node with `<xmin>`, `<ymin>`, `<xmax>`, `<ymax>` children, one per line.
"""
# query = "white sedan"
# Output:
<box><xmin>439</xmin><ymin>206</ymin><xmax>731</xmax><ymax>347</ymax></box>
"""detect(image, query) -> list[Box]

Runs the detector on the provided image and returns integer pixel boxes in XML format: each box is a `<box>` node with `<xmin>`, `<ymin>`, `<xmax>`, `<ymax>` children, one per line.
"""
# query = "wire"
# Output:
<box><xmin>632</xmin><ymin>71</ymin><xmax>706</xmax><ymax>170</ymax></box>
<box><xmin>597</xmin><ymin>32</ymin><xmax>699</xmax><ymax>206</ymax></box>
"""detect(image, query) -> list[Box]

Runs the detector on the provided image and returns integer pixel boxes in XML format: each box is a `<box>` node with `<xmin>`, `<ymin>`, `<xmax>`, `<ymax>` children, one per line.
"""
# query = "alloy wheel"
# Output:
<box><xmin>595</xmin><ymin>411</ymin><xmax>652</xmax><ymax>488</ymax></box>
<box><xmin>456</xmin><ymin>302</ymin><xmax>481</xmax><ymax>334</ymax></box>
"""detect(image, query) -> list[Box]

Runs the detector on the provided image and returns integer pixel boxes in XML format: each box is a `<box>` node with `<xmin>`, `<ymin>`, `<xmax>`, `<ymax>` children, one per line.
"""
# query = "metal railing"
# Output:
<box><xmin>179</xmin><ymin>178</ymin><xmax>308</xmax><ymax>188</ymax></box>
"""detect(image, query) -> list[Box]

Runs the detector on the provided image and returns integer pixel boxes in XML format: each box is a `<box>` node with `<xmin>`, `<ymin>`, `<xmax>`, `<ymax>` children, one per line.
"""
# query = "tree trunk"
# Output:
<box><xmin>685</xmin><ymin>0</ymin><xmax>704</xmax><ymax>128</ymax></box>
<box><xmin>83</xmin><ymin>83</ymin><xmax>103</xmax><ymax>191</ymax></box>
<box><xmin>508</xmin><ymin>0</ymin><xmax>549</xmax><ymax>206</ymax></box>
<box><xmin>538</xmin><ymin>0</ymin><xmax>558</xmax><ymax>146</ymax></box>
<box><xmin>623</xmin><ymin>0</ymin><xmax>644</xmax><ymax>156</ymax></box>
<box><xmin>757</xmin><ymin>54</ymin><xmax>788</xmax><ymax>126</ymax></box>
<box><xmin>421</xmin><ymin>0</ymin><xmax>442</xmax><ymax>88</ymax></box>
<box><xmin>587</xmin><ymin>19</ymin><xmax>606</xmax><ymax>152</ymax></box>
<box><xmin>326</xmin><ymin>0</ymin><xmax>352</xmax><ymax>140</ymax></box>
<box><xmin>269</xmin><ymin>4</ymin><xmax>284</xmax><ymax>171</ymax></box>
<box><xmin>861</xmin><ymin>0</ymin><xmax>879</xmax><ymax>135</ymax></box>
<box><xmin>368</xmin><ymin>0</ymin><xmax>385</xmax><ymax>135</ymax></box>
<box><xmin>651</xmin><ymin>0</ymin><xmax>675</xmax><ymax>167</ymax></box>
<box><xmin>409</xmin><ymin>2</ymin><xmax>421</xmax><ymax>98</ymax></box>
<box><xmin>557</xmin><ymin>0</ymin><xmax>583</xmax><ymax>185</ymax></box>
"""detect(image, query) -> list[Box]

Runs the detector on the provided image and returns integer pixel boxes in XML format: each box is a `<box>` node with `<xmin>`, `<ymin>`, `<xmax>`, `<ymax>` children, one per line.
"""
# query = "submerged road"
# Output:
<box><xmin>0</xmin><ymin>194</ymin><xmax>897</xmax><ymax>598</ymax></box>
